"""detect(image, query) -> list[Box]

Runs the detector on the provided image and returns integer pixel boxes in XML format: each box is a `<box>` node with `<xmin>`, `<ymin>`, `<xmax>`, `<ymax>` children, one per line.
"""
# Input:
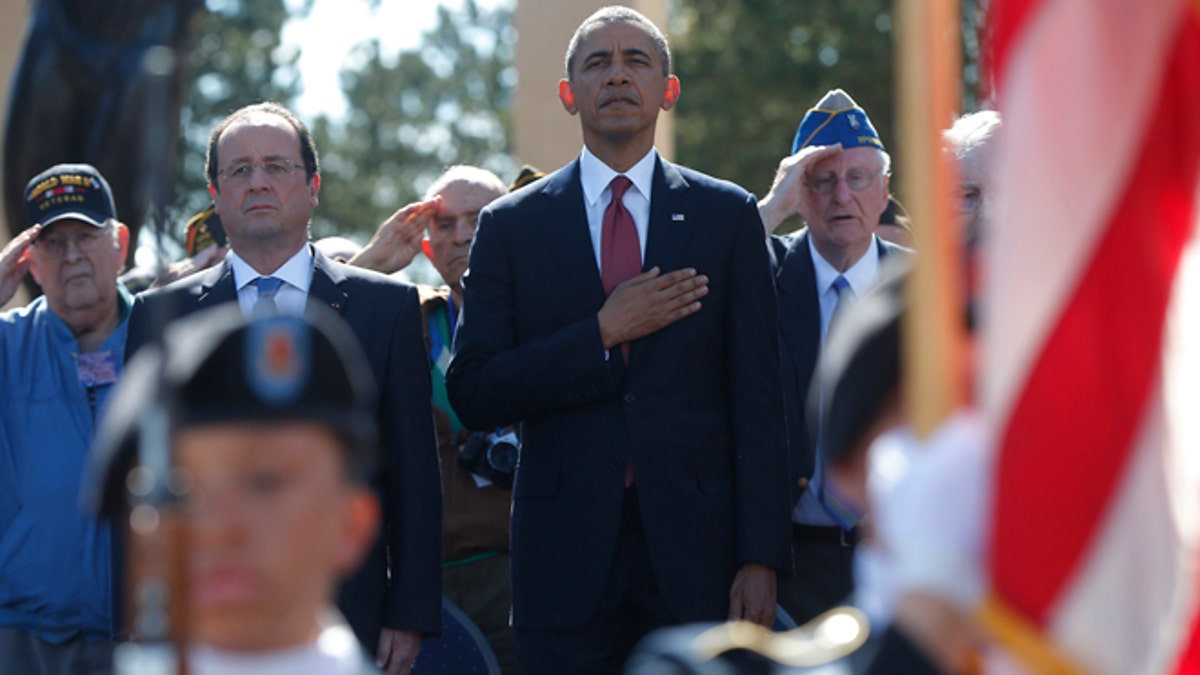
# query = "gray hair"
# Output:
<box><xmin>564</xmin><ymin>6</ymin><xmax>671</xmax><ymax>80</ymax></box>
<box><xmin>943</xmin><ymin>110</ymin><xmax>1002</xmax><ymax>161</ymax></box>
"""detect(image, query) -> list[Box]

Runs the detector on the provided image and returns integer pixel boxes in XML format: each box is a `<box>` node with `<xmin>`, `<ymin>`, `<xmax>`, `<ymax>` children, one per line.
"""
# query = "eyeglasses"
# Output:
<box><xmin>34</xmin><ymin>227</ymin><xmax>113</xmax><ymax>260</ymax></box>
<box><xmin>805</xmin><ymin>170</ymin><xmax>882</xmax><ymax>195</ymax></box>
<box><xmin>217</xmin><ymin>160</ymin><xmax>305</xmax><ymax>184</ymax></box>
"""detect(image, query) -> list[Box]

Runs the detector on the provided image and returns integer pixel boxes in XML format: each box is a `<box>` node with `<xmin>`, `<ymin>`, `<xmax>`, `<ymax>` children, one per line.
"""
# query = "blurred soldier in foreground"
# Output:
<box><xmin>89</xmin><ymin>304</ymin><xmax>384</xmax><ymax>674</ymax></box>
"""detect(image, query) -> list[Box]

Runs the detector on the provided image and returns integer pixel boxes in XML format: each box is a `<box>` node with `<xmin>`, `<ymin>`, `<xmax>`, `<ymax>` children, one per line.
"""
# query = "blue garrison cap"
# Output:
<box><xmin>791</xmin><ymin>89</ymin><xmax>885</xmax><ymax>154</ymax></box>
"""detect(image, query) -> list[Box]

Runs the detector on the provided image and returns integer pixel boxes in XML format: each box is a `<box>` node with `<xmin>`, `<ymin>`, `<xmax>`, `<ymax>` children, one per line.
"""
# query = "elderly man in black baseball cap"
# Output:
<box><xmin>0</xmin><ymin>163</ymin><xmax>130</xmax><ymax>674</ymax></box>
<box><xmin>87</xmin><ymin>303</ymin><xmax>384</xmax><ymax>674</ymax></box>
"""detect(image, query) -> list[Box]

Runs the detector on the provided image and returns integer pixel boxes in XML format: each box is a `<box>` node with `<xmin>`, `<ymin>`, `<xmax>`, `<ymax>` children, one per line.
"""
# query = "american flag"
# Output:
<box><xmin>981</xmin><ymin>0</ymin><xmax>1200</xmax><ymax>672</ymax></box>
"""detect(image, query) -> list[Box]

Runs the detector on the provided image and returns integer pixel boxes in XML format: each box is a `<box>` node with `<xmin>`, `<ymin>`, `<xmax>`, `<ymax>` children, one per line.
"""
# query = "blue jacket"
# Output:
<box><xmin>0</xmin><ymin>287</ymin><xmax>130</xmax><ymax>643</ymax></box>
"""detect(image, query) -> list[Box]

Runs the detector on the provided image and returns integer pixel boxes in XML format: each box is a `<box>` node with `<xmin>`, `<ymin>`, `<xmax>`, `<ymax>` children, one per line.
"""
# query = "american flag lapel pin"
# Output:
<box><xmin>671</xmin><ymin>213</ymin><xmax>685</xmax><ymax>222</ymax></box>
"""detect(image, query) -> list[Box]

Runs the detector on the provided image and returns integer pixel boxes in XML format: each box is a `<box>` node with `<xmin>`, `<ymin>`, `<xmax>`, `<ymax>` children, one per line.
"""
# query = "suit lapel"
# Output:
<box><xmin>775</xmin><ymin>231</ymin><xmax>821</xmax><ymax>421</ymax></box>
<box><xmin>643</xmin><ymin>158</ymin><xmax>691</xmax><ymax>279</ymax></box>
<box><xmin>196</xmin><ymin>260</ymin><xmax>238</xmax><ymax>309</ymax></box>
<box><xmin>308</xmin><ymin>247</ymin><xmax>350</xmax><ymax>312</ymax></box>
<box><xmin>631</xmin><ymin>158</ymin><xmax>692</xmax><ymax>367</ymax></box>
<box><xmin>539</xmin><ymin>161</ymin><xmax>607</xmax><ymax>309</ymax></box>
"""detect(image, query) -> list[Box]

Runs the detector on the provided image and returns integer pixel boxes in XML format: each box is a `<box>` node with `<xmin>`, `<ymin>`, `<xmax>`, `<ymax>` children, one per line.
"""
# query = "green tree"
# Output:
<box><xmin>310</xmin><ymin>0</ymin><xmax>515</xmax><ymax>240</ymax></box>
<box><xmin>672</xmin><ymin>0</ymin><xmax>991</xmax><ymax>233</ymax></box>
<box><xmin>671</xmin><ymin>0</ymin><xmax>895</xmax><ymax>232</ymax></box>
<box><xmin>163</xmin><ymin>0</ymin><xmax>514</xmax><ymax>267</ymax></box>
<box><xmin>172</xmin><ymin>0</ymin><xmax>304</xmax><ymax>225</ymax></box>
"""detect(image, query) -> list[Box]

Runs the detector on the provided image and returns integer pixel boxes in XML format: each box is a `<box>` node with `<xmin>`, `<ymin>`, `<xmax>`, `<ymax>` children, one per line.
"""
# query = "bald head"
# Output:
<box><xmin>425</xmin><ymin>166</ymin><xmax>506</xmax><ymax>291</ymax></box>
<box><xmin>424</xmin><ymin>165</ymin><xmax>507</xmax><ymax>202</ymax></box>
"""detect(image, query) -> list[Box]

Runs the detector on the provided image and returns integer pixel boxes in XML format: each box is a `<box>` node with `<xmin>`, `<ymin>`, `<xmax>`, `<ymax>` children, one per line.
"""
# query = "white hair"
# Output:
<box><xmin>943</xmin><ymin>110</ymin><xmax>1002</xmax><ymax>161</ymax></box>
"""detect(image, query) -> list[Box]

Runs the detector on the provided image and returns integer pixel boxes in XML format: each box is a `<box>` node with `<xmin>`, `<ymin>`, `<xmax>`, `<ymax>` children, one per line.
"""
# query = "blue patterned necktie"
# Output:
<box><xmin>253</xmin><ymin>276</ymin><xmax>283</xmax><ymax>316</ymax></box>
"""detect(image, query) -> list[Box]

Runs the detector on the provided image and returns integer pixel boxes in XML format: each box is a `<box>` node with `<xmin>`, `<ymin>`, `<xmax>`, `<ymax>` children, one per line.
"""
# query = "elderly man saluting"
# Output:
<box><xmin>0</xmin><ymin>163</ymin><xmax>131</xmax><ymax>674</ymax></box>
<box><xmin>757</xmin><ymin>89</ymin><xmax>912</xmax><ymax>626</ymax></box>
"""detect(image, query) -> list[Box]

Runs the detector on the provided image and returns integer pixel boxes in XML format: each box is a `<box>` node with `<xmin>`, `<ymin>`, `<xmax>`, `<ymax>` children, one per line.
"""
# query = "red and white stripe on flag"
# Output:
<box><xmin>983</xmin><ymin>0</ymin><xmax>1200</xmax><ymax>672</ymax></box>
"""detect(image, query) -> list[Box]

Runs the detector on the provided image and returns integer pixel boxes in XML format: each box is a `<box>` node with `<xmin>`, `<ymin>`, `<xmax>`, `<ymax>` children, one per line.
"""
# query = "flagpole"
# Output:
<box><xmin>895</xmin><ymin>0</ymin><xmax>966</xmax><ymax>436</ymax></box>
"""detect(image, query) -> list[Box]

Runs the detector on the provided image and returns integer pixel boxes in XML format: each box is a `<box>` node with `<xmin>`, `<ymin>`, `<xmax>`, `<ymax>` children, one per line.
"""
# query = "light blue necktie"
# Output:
<box><xmin>253</xmin><ymin>276</ymin><xmax>284</xmax><ymax>316</ymax></box>
<box><xmin>828</xmin><ymin>275</ymin><xmax>854</xmax><ymax>339</ymax></box>
<box><xmin>817</xmin><ymin>274</ymin><xmax>860</xmax><ymax>530</ymax></box>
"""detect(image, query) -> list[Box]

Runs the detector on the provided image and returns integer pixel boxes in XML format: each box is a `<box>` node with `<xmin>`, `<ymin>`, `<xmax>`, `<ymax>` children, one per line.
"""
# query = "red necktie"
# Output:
<box><xmin>601</xmin><ymin>175</ymin><xmax>641</xmax><ymax>364</ymax></box>
<box><xmin>601</xmin><ymin>176</ymin><xmax>640</xmax><ymax>487</ymax></box>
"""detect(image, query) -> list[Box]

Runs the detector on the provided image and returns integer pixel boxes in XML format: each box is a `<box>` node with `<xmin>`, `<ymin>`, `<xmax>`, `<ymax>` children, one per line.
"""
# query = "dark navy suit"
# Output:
<box><xmin>125</xmin><ymin>247</ymin><xmax>443</xmax><ymax>649</ymax></box>
<box><xmin>446</xmin><ymin>156</ymin><xmax>791</xmax><ymax>651</ymax></box>
<box><xmin>768</xmin><ymin>230</ymin><xmax>910</xmax><ymax>623</ymax></box>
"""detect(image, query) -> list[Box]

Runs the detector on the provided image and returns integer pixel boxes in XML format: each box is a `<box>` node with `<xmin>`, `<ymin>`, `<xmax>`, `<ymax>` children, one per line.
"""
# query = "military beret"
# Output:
<box><xmin>84</xmin><ymin>303</ymin><xmax>378</xmax><ymax>516</ymax></box>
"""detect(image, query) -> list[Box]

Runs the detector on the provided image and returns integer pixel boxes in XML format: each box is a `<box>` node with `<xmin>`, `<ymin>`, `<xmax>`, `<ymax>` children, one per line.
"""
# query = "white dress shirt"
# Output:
<box><xmin>188</xmin><ymin>618</ymin><xmax>377</xmax><ymax>675</ymax></box>
<box><xmin>230</xmin><ymin>245</ymin><xmax>314</xmax><ymax>318</ymax></box>
<box><xmin>578</xmin><ymin>145</ymin><xmax>657</xmax><ymax>271</ymax></box>
<box><xmin>809</xmin><ymin>234</ymin><xmax>882</xmax><ymax>345</ymax></box>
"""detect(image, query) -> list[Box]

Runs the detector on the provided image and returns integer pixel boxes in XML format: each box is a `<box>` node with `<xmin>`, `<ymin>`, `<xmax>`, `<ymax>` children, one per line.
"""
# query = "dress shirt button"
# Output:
<box><xmin>797</xmin><ymin>477</ymin><xmax>810</xmax><ymax>490</ymax></box>
<box><xmin>623</xmin><ymin>393</ymin><xmax>636</xmax><ymax>404</ymax></box>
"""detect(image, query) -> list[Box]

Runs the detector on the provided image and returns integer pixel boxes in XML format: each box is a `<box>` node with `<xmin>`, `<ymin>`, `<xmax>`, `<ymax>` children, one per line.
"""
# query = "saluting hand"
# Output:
<box><xmin>0</xmin><ymin>224</ymin><xmax>39</xmax><ymax>308</ymax></box>
<box><xmin>349</xmin><ymin>197</ymin><xmax>441</xmax><ymax>274</ymax></box>
<box><xmin>757</xmin><ymin>143</ymin><xmax>844</xmax><ymax>235</ymax></box>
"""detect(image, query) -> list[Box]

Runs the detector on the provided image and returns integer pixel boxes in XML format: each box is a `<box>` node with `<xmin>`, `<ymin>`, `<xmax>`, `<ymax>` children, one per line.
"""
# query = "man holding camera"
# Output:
<box><xmin>352</xmin><ymin>165</ymin><xmax>515</xmax><ymax>673</ymax></box>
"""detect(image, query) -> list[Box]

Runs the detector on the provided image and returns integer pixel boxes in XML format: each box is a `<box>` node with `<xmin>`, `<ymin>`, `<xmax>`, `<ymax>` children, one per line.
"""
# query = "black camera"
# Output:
<box><xmin>458</xmin><ymin>429</ymin><xmax>519</xmax><ymax>488</ymax></box>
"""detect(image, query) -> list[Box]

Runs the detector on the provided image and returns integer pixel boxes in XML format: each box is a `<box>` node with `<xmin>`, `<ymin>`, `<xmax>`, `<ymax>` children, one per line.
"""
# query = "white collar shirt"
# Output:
<box><xmin>189</xmin><ymin>618</ymin><xmax>376</xmax><ymax>675</ymax></box>
<box><xmin>579</xmin><ymin>145</ymin><xmax>657</xmax><ymax>271</ymax></box>
<box><xmin>808</xmin><ymin>234</ymin><xmax>882</xmax><ymax>346</ymax></box>
<box><xmin>230</xmin><ymin>244</ymin><xmax>314</xmax><ymax>317</ymax></box>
